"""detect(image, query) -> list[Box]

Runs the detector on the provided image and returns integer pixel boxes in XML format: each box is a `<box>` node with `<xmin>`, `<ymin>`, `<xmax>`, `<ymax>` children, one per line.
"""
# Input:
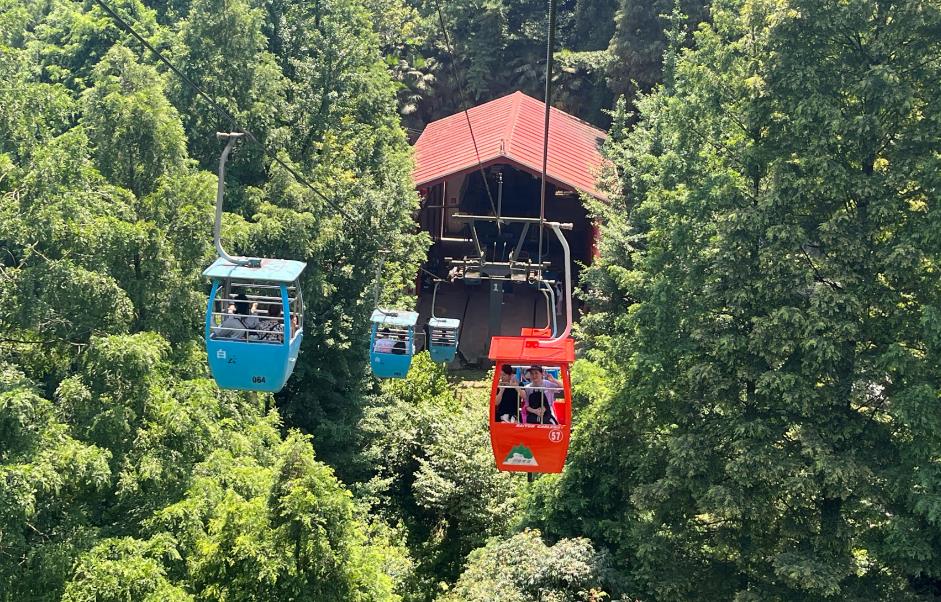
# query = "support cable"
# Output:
<box><xmin>431</xmin><ymin>0</ymin><xmax>500</xmax><ymax>230</ymax></box>
<box><xmin>91</xmin><ymin>0</ymin><xmax>355</xmax><ymax>224</ymax></box>
<box><xmin>537</xmin><ymin>0</ymin><xmax>559</xmax><ymax>273</ymax></box>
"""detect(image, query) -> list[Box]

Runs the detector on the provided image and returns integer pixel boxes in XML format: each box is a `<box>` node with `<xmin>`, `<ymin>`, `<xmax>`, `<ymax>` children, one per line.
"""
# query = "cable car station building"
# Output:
<box><xmin>413</xmin><ymin>91</ymin><xmax>607</xmax><ymax>364</ymax></box>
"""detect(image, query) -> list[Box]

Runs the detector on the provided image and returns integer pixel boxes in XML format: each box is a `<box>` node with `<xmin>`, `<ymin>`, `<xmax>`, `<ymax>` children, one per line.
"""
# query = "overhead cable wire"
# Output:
<box><xmin>538</xmin><ymin>0</ymin><xmax>559</xmax><ymax>273</ymax></box>
<box><xmin>91</xmin><ymin>0</ymin><xmax>356</xmax><ymax>224</ymax></box>
<box><xmin>430</xmin><ymin>0</ymin><xmax>500</xmax><ymax>231</ymax></box>
<box><xmin>419</xmin><ymin>265</ymin><xmax>448</xmax><ymax>282</ymax></box>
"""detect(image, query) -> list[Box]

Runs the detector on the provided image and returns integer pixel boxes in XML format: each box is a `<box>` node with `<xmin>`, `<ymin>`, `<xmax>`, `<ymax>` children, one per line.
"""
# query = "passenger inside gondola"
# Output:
<box><xmin>214</xmin><ymin>294</ymin><xmax>259</xmax><ymax>339</ymax></box>
<box><xmin>374</xmin><ymin>326</ymin><xmax>410</xmax><ymax>355</ymax></box>
<box><xmin>374</xmin><ymin>328</ymin><xmax>395</xmax><ymax>353</ymax></box>
<box><xmin>254</xmin><ymin>300</ymin><xmax>284</xmax><ymax>343</ymax></box>
<box><xmin>495</xmin><ymin>364</ymin><xmax>523</xmax><ymax>422</ymax></box>
<box><xmin>523</xmin><ymin>365</ymin><xmax>562</xmax><ymax>425</ymax></box>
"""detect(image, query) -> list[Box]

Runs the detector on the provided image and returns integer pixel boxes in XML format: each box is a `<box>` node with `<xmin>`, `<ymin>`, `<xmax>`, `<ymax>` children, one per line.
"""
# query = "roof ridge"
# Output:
<box><xmin>548</xmin><ymin>103</ymin><xmax>606</xmax><ymax>136</ymax></box>
<box><xmin>412</xmin><ymin>90</ymin><xmax>608</xmax><ymax>200</ymax></box>
<box><xmin>503</xmin><ymin>91</ymin><xmax>524</xmax><ymax>159</ymax></box>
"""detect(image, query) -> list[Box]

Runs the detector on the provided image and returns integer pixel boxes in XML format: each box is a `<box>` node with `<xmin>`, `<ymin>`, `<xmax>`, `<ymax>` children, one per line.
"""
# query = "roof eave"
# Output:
<box><xmin>414</xmin><ymin>154</ymin><xmax>608</xmax><ymax>202</ymax></box>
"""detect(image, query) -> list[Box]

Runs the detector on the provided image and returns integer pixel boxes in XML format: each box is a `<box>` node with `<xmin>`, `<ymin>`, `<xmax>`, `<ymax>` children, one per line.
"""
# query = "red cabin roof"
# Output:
<box><xmin>413</xmin><ymin>92</ymin><xmax>607</xmax><ymax>200</ymax></box>
<box><xmin>519</xmin><ymin>327</ymin><xmax>553</xmax><ymax>338</ymax></box>
<box><xmin>488</xmin><ymin>336</ymin><xmax>576</xmax><ymax>364</ymax></box>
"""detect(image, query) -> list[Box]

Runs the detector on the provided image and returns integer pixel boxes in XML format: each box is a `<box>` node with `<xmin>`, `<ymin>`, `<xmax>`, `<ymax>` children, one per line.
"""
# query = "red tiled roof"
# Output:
<box><xmin>413</xmin><ymin>91</ymin><xmax>607</xmax><ymax>200</ymax></box>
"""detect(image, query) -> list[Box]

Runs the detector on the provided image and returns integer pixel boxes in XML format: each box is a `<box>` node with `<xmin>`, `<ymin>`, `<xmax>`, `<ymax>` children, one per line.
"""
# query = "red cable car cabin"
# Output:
<box><xmin>489</xmin><ymin>329</ymin><xmax>575</xmax><ymax>473</ymax></box>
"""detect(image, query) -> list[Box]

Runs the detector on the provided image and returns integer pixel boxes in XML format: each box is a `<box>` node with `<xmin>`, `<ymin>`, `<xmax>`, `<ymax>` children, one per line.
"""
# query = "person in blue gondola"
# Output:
<box><xmin>495</xmin><ymin>364</ymin><xmax>523</xmax><ymax>422</ymax></box>
<box><xmin>215</xmin><ymin>293</ymin><xmax>259</xmax><ymax>339</ymax></box>
<box><xmin>523</xmin><ymin>366</ymin><xmax>560</xmax><ymax>425</ymax></box>
<box><xmin>255</xmin><ymin>301</ymin><xmax>284</xmax><ymax>343</ymax></box>
<box><xmin>374</xmin><ymin>327</ymin><xmax>395</xmax><ymax>353</ymax></box>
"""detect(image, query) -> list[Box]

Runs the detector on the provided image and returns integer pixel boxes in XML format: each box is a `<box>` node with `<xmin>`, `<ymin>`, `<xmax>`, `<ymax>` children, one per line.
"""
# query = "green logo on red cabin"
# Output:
<box><xmin>504</xmin><ymin>444</ymin><xmax>538</xmax><ymax>466</ymax></box>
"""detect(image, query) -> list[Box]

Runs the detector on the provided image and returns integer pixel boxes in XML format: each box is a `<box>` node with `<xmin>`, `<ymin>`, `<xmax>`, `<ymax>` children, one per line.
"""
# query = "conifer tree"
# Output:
<box><xmin>606</xmin><ymin>0</ymin><xmax>707</xmax><ymax>99</ymax></box>
<box><xmin>543</xmin><ymin>0</ymin><xmax>941</xmax><ymax>598</ymax></box>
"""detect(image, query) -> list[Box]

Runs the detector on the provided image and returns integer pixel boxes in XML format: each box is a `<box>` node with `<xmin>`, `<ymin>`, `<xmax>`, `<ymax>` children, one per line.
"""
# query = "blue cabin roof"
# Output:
<box><xmin>428</xmin><ymin>317</ymin><xmax>460</xmax><ymax>330</ymax></box>
<box><xmin>370</xmin><ymin>309</ymin><xmax>419</xmax><ymax>327</ymax></box>
<box><xmin>203</xmin><ymin>257</ymin><xmax>307</xmax><ymax>283</ymax></box>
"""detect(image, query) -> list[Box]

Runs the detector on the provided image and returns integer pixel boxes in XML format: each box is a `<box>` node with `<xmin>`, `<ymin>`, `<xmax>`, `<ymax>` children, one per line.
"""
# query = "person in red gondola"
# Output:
<box><xmin>523</xmin><ymin>366</ymin><xmax>561</xmax><ymax>425</ymax></box>
<box><xmin>495</xmin><ymin>364</ymin><xmax>523</xmax><ymax>422</ymax></box>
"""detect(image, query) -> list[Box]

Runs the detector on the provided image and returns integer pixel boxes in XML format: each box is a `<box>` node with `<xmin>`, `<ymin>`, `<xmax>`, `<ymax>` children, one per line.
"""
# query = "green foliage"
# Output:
<box><xmin>541</xmin><ymin>0</ymin><xmax>941</xmax><ymax>599</ymax></box>
<box><xmin>0</xmin><ymin>365</ymin><xmax>112</xmax><ymax>601</ymax></box>
<box><xmin>0</xmin><ymin>0</ymin><xmax>433</xmax><ymax>598</ymax></box>
<box><xmin>572</xmin><ymin>0</ymin><xmax>619</xmax><ymax>52</ymax></box>
<box><xmin>10</xmin><ymin>259</ymin><xmax>134</xmax><ymax>340</ymax></box>
<box><xmin>372</xmin><ymin>0</ymin><xmax>623</xmax><ymax>128</ymax></box>
<box><xmin>440</xmin><ymin>529</ymin><xmax>613</xmax><ymax>602</ymax></box>
<box><xmin>267</xmin><ymin>0</ymin><xmax>430</xmax><ymax>474</ymax></box>
<box><xmin>29</xmin><ymin>0</ymin><xmax>161</xmax><ymax>91</ymax></box>
<box><xmin>152</xmin><ymin>432</ymin><xmax>398</xmax><ymax>601</ymax></box>
<box><xmin>82</xmin><ymin>45</ymin><xmax>187</xmax><ymax>197</ymax></box>
<box><xmin>0</xmin><ymin>44</ymin><xmax>74</xmax><ymax>159</ymax></box>
<box><xmin>62</xmin><ymin>536</ymin><xmax>193</xmax><ymax>602</ymax></box>
<box><xmin>6</xmin><ymin>0</ymin><xmax>940</xmax><ymax>599</ymax></box>
<box><xmin>361</xmin><ymin>354</ymin><xmax>523</xmax><ymax>599</ymax></box>
<box><xmin>606</xmin><ymin>0</ymin><xmax>708</xmax><ymax>100</ymax></box>
<box><xmin>171</xmin><ymin>0</ymin><xmax>284</xmax><ymax>181</ymax></box>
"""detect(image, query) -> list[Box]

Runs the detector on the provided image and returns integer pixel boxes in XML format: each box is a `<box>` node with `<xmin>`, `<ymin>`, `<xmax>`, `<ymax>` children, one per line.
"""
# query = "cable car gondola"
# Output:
<box><xmin>426</xmin><ymin>279</ymin><xmax>460</xmax><ymax>363</ymax></box>
<box><xmin>370</xmin><ymin>309</ymin><xmax>418</xmax><ymax>378</ymax></box>
<box><xmin>204</xmin><ymin>259</ymin><xmax>305</xmax><ymax>391</ymax></box>
<box><xmin>488</xmin><ymin>223</ymin><xmax>574</xmax><ymax>473</ymax></box>
<box><xmin>427</xmin><ymin>317</ymin><xmax>460</xmax><ymax>362</ymax></box>
<box><xmin>489</xmin><ymin>329</ymin><xmax>573</xmax><ymax>472</ymax></box>
<box><xmin>203</xmin><ymin>133</ymin><xmax>306</xmax><ymax>392</ymax></box>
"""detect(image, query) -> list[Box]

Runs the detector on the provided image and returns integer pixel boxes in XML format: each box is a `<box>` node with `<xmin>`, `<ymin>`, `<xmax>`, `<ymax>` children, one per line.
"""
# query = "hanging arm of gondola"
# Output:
<box><xmin>214</xmin><ymin>133</ymin><xmax>260</xmax><ymax>267</ymax></box>
<box><xmin>538</xmin><ymin>279</ymin><xmax>557</xmax><ymax>337</ymax></box>
<box><xmin>539</xmin><ymin>222</ymin><xmax>572</xmax><ymax>346</ymax></box>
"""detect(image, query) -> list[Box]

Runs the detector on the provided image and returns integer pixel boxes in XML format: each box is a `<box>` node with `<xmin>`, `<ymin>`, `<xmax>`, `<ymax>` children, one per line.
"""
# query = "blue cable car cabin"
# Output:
<box><xmin>370</xmin><ymin>309</ymin><xmax>419</xmax><ymax>378</ymax></box>
<box><xmin>427</xmin><ymin>317</ymin><xmax>460</xmax><ymax>363</ymax></box>
<box><xmin>204</xmin><ymin>257</ymin><xmax>306</xmax><ymax>392</ymax></box>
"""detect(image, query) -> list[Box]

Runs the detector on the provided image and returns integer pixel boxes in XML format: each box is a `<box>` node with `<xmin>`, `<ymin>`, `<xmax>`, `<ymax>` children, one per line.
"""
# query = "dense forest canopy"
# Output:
<box><xmin>1</xmin><ymin>0</ymin><xmax>940</xmax><ymax>600</ymax></box>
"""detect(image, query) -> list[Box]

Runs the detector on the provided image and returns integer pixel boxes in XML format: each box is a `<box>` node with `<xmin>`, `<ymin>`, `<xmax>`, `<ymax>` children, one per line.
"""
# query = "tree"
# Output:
<box><xmin>0</xmin><ymin>365</ymin><xmax>111</xmax><ymax>602</ymax></box>
<box><xmin>27</xmin><ymin>0</ymin><xmax>161</xmax><ymax>91</ymax></box>
<box><xmin>151</xmin><ymin>432</ymin><xmax>398</xmax><ymax>601</ymax></box>
<box><xmin>0</xmin><ymin>42</ymin><xmax>73</xmax><ymax>161</ymax></box>
<box><xmin>606</xmin><ymin>0</ymin><xmax>708</xmax><ymax>100</ymax></box>
<box><xmin>572</xmin><ymin>0</ymin><xmax>619</xmax><ymax>52</ymax></box>
<box><xmin>261</xmin><ymin>0</ymin><xmax>429</xmax><ymax>475</ymax></box>
<box><xmin>170</xmin><ymin>0</ymin><xmax>285</xmax><ymax>184</ymax></box>
<box><xmin>539</xmin><ymin>0</ymin><xmax>941</xmax><ymax>599</ymax></box>
<box><xmin>82</xmin><ymin>45</ymin><xmax>187</xmax><ymax>198</ymax></box>
<box><xmin>1</xmin><ymin>0</ymin><xmax>431</xmax><ymax>599</ymax></box>
<box><xmin>360</xmin><ymin>354</ymin><xmax>523</xmax><ymax>600</ymax></box>
<box><xmin>62</xmin><ymin>536</ymin><xmax>193</xmax><ymax>602</ymax></box>
<box><xmin>439</xmin><ymin>530</ymin><xmax>614</xmax><ymax>602</ymax></box>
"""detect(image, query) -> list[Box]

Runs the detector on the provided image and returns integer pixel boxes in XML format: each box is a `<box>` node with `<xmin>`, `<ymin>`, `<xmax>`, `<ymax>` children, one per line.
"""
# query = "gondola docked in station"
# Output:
<box><xmin>427</xmin><ymin>317</ymin><xmax>460</xmax><ymax>363</ymax></box>
<box><xmin>425</xmin><ymin>279</ymin><xmax>460</xmax><ymax>363</ymax></box>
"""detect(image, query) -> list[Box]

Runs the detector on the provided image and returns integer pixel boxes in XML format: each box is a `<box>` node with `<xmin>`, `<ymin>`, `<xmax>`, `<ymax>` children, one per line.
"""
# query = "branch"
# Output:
<box><xmin>800</xmin><ymin>247</ymin><xmax>843</xmax><ymax>291</ymax></box>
